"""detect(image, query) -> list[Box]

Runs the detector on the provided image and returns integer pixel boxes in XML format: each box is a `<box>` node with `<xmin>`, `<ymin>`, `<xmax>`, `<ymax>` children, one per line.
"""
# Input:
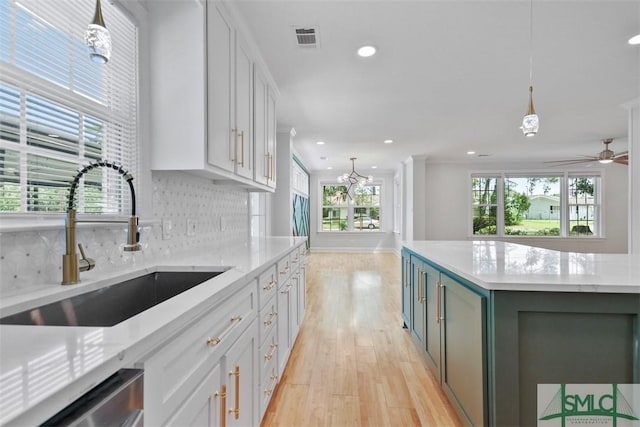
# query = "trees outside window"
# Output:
<box><xmin>471</xmin><ymin>173</ymin><xmax>600</xmax><ymax>238</ymax></box>
<box><xmin>321</xmin><ymin>184</ymin><xmax>381</xmax><ymax>232</ymax></box>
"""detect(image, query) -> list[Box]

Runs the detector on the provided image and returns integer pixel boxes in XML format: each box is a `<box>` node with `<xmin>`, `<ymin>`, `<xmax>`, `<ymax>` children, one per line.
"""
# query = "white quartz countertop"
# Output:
<box><xmin>403</xmin><ymin>240</ymin><xmax>640</xmax><ymax>293</ymax></box>
<box><xmin>0</xmin><ymin>236</ymin><xmax>306</xmax><ymax>426</ymax></box>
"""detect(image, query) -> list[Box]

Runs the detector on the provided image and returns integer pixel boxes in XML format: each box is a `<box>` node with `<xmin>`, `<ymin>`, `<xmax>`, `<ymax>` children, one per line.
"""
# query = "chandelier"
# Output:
<box><xmin>337</xmin><ymin>157</ymin><xmax>372</xmax><ymax>198</ymax></box>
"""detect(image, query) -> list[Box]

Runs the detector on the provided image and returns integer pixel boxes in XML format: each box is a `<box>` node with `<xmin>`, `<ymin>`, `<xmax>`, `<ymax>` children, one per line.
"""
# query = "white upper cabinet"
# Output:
<box><xmin>150</xmin><ymin>0</ymin><xmax>277</xmax><ymax>191</ymax></box>
<box><xmin>254</xmin><ymin>66</ymin><xmax>277</xmax><ymax>188</ymax></box>
<box><xmin>207</xmin><ymin>2</ymin><xmax>234</xmax><ymax>173</ymax></box>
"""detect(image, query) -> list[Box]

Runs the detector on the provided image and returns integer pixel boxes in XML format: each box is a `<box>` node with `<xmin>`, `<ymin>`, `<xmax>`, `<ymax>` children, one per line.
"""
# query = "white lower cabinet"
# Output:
<box><xmin>166</xmin><ymin>361</ymin><xmax>222</xmax><ymax>426</ymax></box>
<box><xmin>142</xmin><ymin>243</ymin><xmax>306</xmax><ymax>426</ymax></box>
<box><xmin>143</xmin><ymin>282</ymin><xmax>257</xmax><ymax>426</ymax></box>
<box><xmin>225</xmin><ymin>319</ymin><xmax>259</xmax><ymax>427</ymax></box>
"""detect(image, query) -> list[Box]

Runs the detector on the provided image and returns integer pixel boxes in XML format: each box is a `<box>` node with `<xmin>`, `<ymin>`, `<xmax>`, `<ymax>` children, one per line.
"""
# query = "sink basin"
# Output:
<box><xmin>0</xmin><ymin>270</ymin><xmax>225</xmax><ymax>327</ymax></box>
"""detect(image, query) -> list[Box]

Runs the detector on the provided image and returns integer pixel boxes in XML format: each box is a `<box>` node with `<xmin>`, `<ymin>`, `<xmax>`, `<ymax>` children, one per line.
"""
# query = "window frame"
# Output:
<box><xmin>318</xmin><ymin>180</ymin><xmax>384</xmax><ymax>233</ymax></box>
<box><xmin>469</xmin><ymin>170</ymin><xmax>604</xmax><ymax>239</ymax></box>
<box><xmin>0</xmin><ymin>0</ymin><xmax>140</xmax><ymax>220</ymax></box>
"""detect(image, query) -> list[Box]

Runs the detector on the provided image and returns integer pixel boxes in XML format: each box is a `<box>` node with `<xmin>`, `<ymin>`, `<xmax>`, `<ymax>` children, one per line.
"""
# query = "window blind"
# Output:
<box><xmin>0</xmin><ymin>0</ymin><xmax>138</xmax><ymax>215</ymax></box>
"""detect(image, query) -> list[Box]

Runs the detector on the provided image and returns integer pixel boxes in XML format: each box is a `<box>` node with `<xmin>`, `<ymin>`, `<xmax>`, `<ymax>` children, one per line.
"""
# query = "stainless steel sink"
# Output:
<box><xmin>0</xmin><ymin>270</ymin><xmax>225</xmax><ymax>327</ymax></box>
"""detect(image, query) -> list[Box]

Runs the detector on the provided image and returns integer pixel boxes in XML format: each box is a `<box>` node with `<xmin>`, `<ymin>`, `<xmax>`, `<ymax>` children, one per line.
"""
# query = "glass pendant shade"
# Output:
<box><xmin>85</xmin><ymin>0</ymin><xmax>111</xmax><ymax>63</ymax></box>
<box><xmin>522</xmin><ymin>86</ymin><xmax>539</xmax><ymax>137</ymax></box>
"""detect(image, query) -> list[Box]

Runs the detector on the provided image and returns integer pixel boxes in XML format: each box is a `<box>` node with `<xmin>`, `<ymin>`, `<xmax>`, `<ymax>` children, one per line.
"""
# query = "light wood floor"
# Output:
<box><xmin>261</xmin><ymin>252</ymin><xmax>462</xmax><ymax>427</ymax></box>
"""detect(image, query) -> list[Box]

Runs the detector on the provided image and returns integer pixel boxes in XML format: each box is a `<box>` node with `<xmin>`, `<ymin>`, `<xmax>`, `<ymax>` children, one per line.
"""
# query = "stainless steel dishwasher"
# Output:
<box><xmin>41</xmin><ymin>369</ymin><xmax>144</xmax><ymax>426</ymax></box>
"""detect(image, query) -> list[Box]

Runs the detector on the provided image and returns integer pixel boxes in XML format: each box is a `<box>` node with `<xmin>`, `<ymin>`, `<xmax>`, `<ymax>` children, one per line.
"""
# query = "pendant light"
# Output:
<box><xmin>522</xmin><ymin>0</ymin><xmax>539</xmax><ymax>137</ymax></box>
<box><xmin>337</xmin><ymin>157</ymin><xmax>373</xmax><ymax>199</ymax></box>
<box><xmin>84</xmin><ymin>0</ymin><xmax>111</xmax><ymax>63</ymax></box>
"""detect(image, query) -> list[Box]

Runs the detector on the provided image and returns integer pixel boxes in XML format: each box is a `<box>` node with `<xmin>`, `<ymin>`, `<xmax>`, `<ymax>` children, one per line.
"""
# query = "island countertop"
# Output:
<box><xmin>0</xmin><ymin>236</ymin><xmax>306</xmax><ymax>427</ymax></box>
<box><xmin>402</xmin><ymin>240</ymin><xmax>640</xmax><ymax>293</ymax></box>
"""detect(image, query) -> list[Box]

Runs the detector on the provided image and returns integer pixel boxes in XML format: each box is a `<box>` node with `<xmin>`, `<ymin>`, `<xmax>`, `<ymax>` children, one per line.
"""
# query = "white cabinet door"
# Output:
<box><xmin>233</xmin><ymin>33</ymin><xmax>253</xmax><ymax>179</ymax></box>
<box><xmin>225</xmin><ymin>319</ymin><xmax>258</xmax><ymax>427</ymax></box>
<box><xmin>207</xmin><ymin>2</ymin><xmax>234</xmax><ymax>173</ymax></box>
<box><xmin>253</xmin><ymin>66</ymin><xmax>268</xmax><ymax>186</ymax></box>
<box><xmin>166</xmin><ymin>363</ymin><xmax>222</xmax><ymax>427</ymax></box>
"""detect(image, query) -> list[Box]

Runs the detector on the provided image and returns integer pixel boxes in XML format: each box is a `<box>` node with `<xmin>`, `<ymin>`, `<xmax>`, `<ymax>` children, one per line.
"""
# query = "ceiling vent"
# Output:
<box><xmin>294</xmin><ymin>27</ymin><xmax>319</xmax><ymax>47</ymax></box>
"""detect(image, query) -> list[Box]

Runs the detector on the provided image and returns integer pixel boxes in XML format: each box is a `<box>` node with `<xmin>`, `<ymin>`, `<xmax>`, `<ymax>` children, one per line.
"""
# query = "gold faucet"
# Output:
<box><xmin>62</xmin><ymin>161</ymin><xmax>141</xmax><ymax>285</ymax></box>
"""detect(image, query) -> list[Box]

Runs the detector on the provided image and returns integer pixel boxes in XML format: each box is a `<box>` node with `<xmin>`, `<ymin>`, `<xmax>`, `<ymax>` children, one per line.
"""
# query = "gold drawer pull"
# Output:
<box><xmin>263</xmin><ymin>311</ymin><xmax>277</xmax><ymax>326</ymax></box>
<box><xmin>206</xmin><ymin>315</ymin><xmax>243</xmax><ymax>347</ymax></box>
<box><xmin>264</xmin><ymin>343</ymin><xmax>278</xmax><ymax>360</ymax></box>
<box><xmin>263</xmin><ymin>279</ymin><xmax>276</xmax><ymax>291</ymax></box>
<box><xmin>263</xmin><ymin>374</ymin><xmax>278</xmax><ymax>395</ymax></box>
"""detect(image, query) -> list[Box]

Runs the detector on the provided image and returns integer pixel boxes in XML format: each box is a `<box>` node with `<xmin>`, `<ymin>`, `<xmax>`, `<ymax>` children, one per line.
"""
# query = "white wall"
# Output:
<box><xmin>309</xmin><ymin>170</ymin><xmax>397</xmax><ymax>252</ymax></box>
<box><xmin>420</xmin><ymin>161</ymin><xmax>628</xmax><ymax>253</ymax></box>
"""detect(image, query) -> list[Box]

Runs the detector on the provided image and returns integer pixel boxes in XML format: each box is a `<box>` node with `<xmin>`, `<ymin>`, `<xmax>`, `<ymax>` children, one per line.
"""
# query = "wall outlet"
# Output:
<box><xmin>187</xmin><ymin>218</ymin><xmax>196</xmax><ymax>236</ymax></box>
<box><xmin>162</xmin><ymin>219</ymin><xmax>172</xmax><ymax>240</ymax></box>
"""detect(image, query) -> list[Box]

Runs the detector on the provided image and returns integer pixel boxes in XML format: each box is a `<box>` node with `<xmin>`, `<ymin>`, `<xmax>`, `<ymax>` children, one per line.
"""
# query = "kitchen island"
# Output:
<box><xmin>402</xmin><ymin>240</ymin><xmax>640</xmax><ymax>427</ymax></box>
<box><xmin>0</xmin><ymin>236</ymin><xmax>307</xmax><ymax>426</ymax></box>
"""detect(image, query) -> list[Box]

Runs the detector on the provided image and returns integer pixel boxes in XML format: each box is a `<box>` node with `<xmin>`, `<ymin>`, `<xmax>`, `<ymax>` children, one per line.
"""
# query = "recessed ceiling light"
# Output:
<box><xmin>327</xmin><ymin>166</ymin><xmax>333</xmax><ymax>170</ymax></box>
<box><xmin>357</xmin><ymin>45</ymin><xmax>376</xmax><ymax>57</ymax></box>
<box><xmin>316</xmin><ymin>141</ymin><xmax>325</xmax><ymax>145</ymax></box>
<box><xmin>372</xmin><ymin>166</ymin><xmax>377</xmax><ymax>169</ymax></box>
<box><xmin>383</xmin><ymin>139</ymin><xmax>393</xmax><ymax>144</ymax></box>
<box><xmin>629</xmin><ymin>34</ymin><xmax>640</xmax><ymax>45</ymax></box>
<box><xmin>467</xmin><ymin>151</ymin><xmax>476</xmax><ymax>155</ymax></box>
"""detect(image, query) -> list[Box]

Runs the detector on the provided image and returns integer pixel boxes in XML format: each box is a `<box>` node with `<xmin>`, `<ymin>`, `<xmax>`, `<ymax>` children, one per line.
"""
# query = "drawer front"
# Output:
<box><xmin>259</xmin><ymin>325</ymin><xmax>278</xmax><ymax>383</ymax></box>
<box><xmin>259</xmin><ymin>357</ymin><xmax>279</xmax><ymax>419</ymax></box>
<box><xmin>277</xmin><ymin>253</ymin><xmax>291</xmax><ymax>284</ymax></box>
<box><xmin>259</xmin><ymin>298</ymin><xmax>278</xmax><ymax>346</ymax></box>
<box><xmin>258</xmin><ymin>265</ymin><xmax>277</xmax><ymax>310</ymax></box>
<box><xmin>143</xmin><ymin>281</ymin><xmax>256</xmax><ymax>424</ymax></box>
<box><xmin>290</xmin><ymin>247</ymin><xmax>302</xmax><ymax>270</ymax></box>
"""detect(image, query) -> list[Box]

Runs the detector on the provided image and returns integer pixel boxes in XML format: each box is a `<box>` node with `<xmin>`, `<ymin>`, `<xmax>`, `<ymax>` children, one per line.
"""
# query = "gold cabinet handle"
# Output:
<box><xmin>437</xmin><ymin>282</ymin><xmax>444</xmax><ymax>323</ymax></box>
<box><xmin>264</xmin><ymin>374</ymin><xmax>278</xmax><ymax>395</ymax></box>
<box><xmin>263</xmin><ymin>311</ymin><xmax>277</xmax><ymax>326</ymax></box>
<box><xmin>280</xmin><ymin>284</ymin><xmax>292</xmax><ymax>294</ymax></box>
<box><xmin>264</xmin><ymin>342</ymin><xmax>278</xmax><ymax>360</ymax></box>
<box><xmin>416</xmin><ymin>268</ymin><xmax>422</xmax><ymax>303</ymax></box>
<box><xmin>231</xmin><ymin>128</ymin><xmax>237</xmax><ymax>162</ymax></box>
<box><xmin>239</xmin><ymin>131</ymin><xmax>245</xmax><ymax>167</ymax></box>
<box><xmin>264</xmin><ymin>153</ymin><xmax>270</xmax><ymax>179</ymax></box>
<box><xmin>214</xmin><ymin>385</ymin><xmax>227</xmax><ymax>427</ymax></box>
<box><xmin>269</xmin><ymin>154</ymin><xmax>273</xmax><ymax>181</ymax></box>
<box><xmin>206</xmin><ymin>316</ymin><xmax>242</xmax><ymax>346</ymax></box>
<box><xmin>228</xmin><ymin>366</ymin><xmax>240</xmax><ymax>419</ymax></box>
<box><xmin>263</xmin><ymin>279</ymin><xmax>276</xmax><ymax>291</ymax></box>
<box><xmin>421</xmin><ymin>271</ymin><xmax>427</xmax><ymax>303</ymax></box>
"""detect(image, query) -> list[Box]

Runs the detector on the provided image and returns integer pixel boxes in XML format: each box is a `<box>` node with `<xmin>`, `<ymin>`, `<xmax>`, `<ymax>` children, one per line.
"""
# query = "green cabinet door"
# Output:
<box><xmin>410</xmin><ymin>256</ymin><xmax>426</xmax><ymax>346</ymax></box>
<box><xmin>423</xmin><ymin>263</ymin><xmax>441</xmax><ymax>381</ymax></box>
<box><xmin>440</xmin><ymin>273</ymin><xmax>487</xmax><ymax>427</ymax></box>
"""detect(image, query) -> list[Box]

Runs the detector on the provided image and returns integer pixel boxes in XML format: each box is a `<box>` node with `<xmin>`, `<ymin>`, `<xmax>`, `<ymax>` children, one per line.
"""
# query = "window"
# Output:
<box><xmin>0</xmin><ymin>0</ymin><xmax>138</xmax><ymax>215</ymax></box>
<box><xmin>471</xmin><ymin>173</ymin><xmax>601</xmax><ymax>238</ymax></box>
<box><xmin>567</xmin><ymin>176</ymin><xmax>599</xmax><ymax>236</ymax></box>
<box><xmin>321</xmin><ymin>183</ymin><xmax>382</xmax><ymax>232</ymax></box>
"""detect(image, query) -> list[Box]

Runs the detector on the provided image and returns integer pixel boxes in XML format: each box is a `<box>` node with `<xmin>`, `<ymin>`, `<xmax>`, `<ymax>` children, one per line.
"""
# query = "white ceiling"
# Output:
<box><xmin>234</xmin><ymin>0</ymin><xmax>640</xmax><ymax>173</ymax></box>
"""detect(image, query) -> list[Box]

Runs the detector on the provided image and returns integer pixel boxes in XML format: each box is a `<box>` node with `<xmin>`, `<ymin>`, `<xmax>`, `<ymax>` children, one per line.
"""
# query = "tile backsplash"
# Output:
<box><xmin>0</xmin><ymin>171</ymin><xmax>249</xmax><ymax>296</ymax></box>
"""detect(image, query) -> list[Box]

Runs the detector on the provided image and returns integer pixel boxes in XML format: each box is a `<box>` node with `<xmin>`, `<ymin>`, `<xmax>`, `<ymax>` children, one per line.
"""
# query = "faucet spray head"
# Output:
<box><xmin>124</xmin><ymin>216</ymin><xmax>141</xmax><ymax>252</ymax></box>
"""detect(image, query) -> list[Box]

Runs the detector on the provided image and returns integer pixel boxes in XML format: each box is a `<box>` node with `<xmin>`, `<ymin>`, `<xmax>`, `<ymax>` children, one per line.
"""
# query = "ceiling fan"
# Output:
<box><xmin>545</xmin><ymin>138</ymin><xmax>628</xmax><ymax>166</ymax></box>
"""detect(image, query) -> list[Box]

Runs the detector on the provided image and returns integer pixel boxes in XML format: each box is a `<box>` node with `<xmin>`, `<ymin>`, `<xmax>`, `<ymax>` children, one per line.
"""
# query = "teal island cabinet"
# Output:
<box><xmin>401</xmin><ymin>241</ymin><xmax>640</xmax><ymax>427</ymax></box>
